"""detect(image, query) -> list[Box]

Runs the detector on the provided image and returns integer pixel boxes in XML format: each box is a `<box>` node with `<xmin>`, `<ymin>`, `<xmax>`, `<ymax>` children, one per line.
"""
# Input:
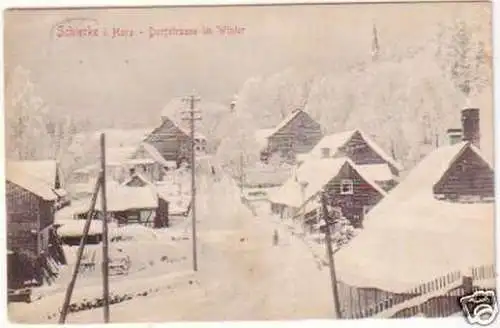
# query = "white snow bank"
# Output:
<box><xmin>57</xmin><ymin>220</ymin><xmax>118</xmax><ymax>237</ymax></box>
<box><xmin>336</xmin><ymin>195</ymin><xmax>495</xmax><ymax>293</ymax></box>
<box><xmin>109</xmin><ymin>224</ymin><xmax>158</xmax><ymax>242</ymax></box>
<box><xmin>95</xmin><ymin>184</ymin><xmax>158</xmax><ymax>211</ymax></box>
<box><xmin>16</xmin><ymin>270</ymin><xmax>195</xmax><ymax>322</ymax></box>
<box><xmin>357</xmin><ymin>163</ymin><xmax>394</xmax><ymax>182</ymax></box>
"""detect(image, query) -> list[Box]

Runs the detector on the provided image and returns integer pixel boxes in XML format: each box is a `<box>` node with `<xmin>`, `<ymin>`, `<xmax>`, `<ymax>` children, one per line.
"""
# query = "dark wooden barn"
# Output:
<box><xmin>144</xmin><ymin>115</ymin><xmax>206</xmax><ymax>167</ymax></box>
<box><xmin>6</xmin><ymin>166</ymin><xmax>66</xmax><ymax>291</ymax></box>
<box><xmin>259</xmin><ymin>109</ymin><xmax>323</xmax><ymax>163</ymax></box>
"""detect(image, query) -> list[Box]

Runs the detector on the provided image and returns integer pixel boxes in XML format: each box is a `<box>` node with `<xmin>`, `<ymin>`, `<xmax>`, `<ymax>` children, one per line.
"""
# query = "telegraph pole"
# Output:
<box><xmin>59</xmin><ymin>174</ymin><xmax>101</xmax><ymax>324</ymax></box>
<box><xmin>321</xmin><ymin>191</ymin><xmax>342</xmax><ymax>319</ymax></box>
<box><xmin>100</xmin><ymin>133</ymin><xmax>110</xmax><ymax>323</ymax></box>
<box><xmin>182</xmin><ymin>93</ymin><xmax>201</xmax><ymax>272</ymax></box>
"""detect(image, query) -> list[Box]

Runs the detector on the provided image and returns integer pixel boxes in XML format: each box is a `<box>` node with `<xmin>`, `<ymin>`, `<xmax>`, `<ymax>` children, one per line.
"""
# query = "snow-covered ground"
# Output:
<box><xmin>8</xmin><ymin>220</ymin><xmax>192</xmax><ymax>323</ymax></box>
<box><xmin>9</xmin><ymin>173</ymin><xmax>336</xmax><ymax>323</ymax></box>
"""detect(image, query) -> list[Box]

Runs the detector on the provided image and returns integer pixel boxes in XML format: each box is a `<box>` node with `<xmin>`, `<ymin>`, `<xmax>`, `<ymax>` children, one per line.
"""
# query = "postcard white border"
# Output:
<box><xmin>0</xmin><ymin>1</ymin><xmax>498</xmax><ymax>328</ymax></box>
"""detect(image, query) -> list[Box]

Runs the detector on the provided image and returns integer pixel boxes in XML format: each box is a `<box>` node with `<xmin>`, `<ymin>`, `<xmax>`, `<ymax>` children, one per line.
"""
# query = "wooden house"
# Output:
<box><xmin>268</xmin><ymin>157</ymin><xmax>386</xmax><ymax>228</ymax></box>
<box><xmin>6</xmin><ymin>163</ymin><xmax>65</xmax><ymax>290</ymax></box>
<box><xmin>121</xmin><ymin>173</ymin><xmax>170</xmax><ymax>228</ymax></box>
<box><xmin>8</xmin><ymin>160</ymin><xmax>69</xmax><ymax>209</ymax></box>
<box><xmin>334</xmin><ymin>108</ymin><xmax>495</xmax><ymax>319</ymax></box>
<box><xmin>302</xmin><ymin>129</ymin><xmax>403</xmax><ymax>192</ymax></box>
<box><xmin>144</xmin><ymin>115</ymin><xmax>207</xmax><ymax>167</ymax></box>
<box><xmin>69</xmin><ymin>143</ymin><xmax>170</xmax><ymax>191</ymax></box>
<box><xmin>434</xmin><ymin>108</ymin><xmax>493</xmax><ymax>202</ymax></box>
<box><xmin>257</xmin><ymin>109</ymin><xmax>323</xmax><ymax>164</ymax></box>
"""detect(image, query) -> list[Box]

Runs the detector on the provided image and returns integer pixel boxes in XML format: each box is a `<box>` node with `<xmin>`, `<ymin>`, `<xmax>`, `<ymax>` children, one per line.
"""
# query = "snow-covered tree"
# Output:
<box><xmin>5</xmin><ymin>66</ymin><xmax>53</xmax><ymax>160</ymax></box>
<box><xmin>435</xmin><ymin>20</ymin><xmax>491</xmax><ymax>100</ymax></box>
<box><xmin>319</xmin><ymin>206</ymin><xmax>357</xmax><ymax>247</ymax></box>
<box><xmin>5</xmin><ymin>66</ymin><xmax>84</xmax><ymax>182</ymax></box>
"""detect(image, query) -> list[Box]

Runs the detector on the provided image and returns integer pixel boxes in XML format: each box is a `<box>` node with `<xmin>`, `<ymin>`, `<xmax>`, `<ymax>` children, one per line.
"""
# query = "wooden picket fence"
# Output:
<box><xmin>339</xmin><ymin>264</ymin><xmax>496</xmax><ymax>319</ymax></box>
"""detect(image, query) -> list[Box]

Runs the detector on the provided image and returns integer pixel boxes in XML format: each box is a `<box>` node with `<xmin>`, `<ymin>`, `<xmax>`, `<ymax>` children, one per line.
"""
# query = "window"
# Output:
<box><xmin>340</xmin><ymin>179</ymin><xmax>354</xmax><ymax>195</ymax></box>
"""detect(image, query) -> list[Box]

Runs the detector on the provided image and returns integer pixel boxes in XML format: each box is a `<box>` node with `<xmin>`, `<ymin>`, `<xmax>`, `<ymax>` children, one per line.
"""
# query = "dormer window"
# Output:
<box><xmin>340</xmin><ymin>179</ymin><xmax>354</xmax><ymax>195</ymax></box>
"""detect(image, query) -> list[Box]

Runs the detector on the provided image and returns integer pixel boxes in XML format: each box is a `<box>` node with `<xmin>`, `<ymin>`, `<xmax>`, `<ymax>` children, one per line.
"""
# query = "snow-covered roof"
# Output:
<box><xmin>67</xmin><ymin>182</ymin><xmax>96</xmax><ymax>197</ymax></box>
<box><xmin>7</xmin><ymin>160</ymin><xmax>58</xmax><ymax>187</ymax></box>
<box><xmin>54</xmin><ymin>199</ymin><xmax>90</xmax><ymax>222</ymax></box>
<box><xmin>310</xmin><ymin>129</ymin><xmax>403</xmax><ymax>172</ymax></box>
<box><xmin>125</xmin><ymin>158</ymin><xmax>156</xmax><ymax>165</ymax></box>
<box><xmin>268</xmin><ymin>109</ymin><xmax>304</xmax><ymax>137</ymax></box>
<box><xmin>364</xmin><ymin>141</ymin><xmax>488</xmax><ymax>216</ymax></box>
<box><xmin>154</xmin><ymin>114</ymin><xmax>206</xmax><ymax>140</ymax></box>
<box><xmin>57</xmin><ymin>219</ymin><xmax>118</xmax><ymax>237</ymax></box>
<box><xmin>6</xmin><ymin>161</ymin><xmax>58</xmax><ymax>201</ymax></box>
<box><xmin>310</xmin><ymin>130</ymin><xmax>355</xmax><ymax>158</ymax></box>
<box><xmin>154</xmin><ymin>184</ymin><xmax>191</xmax><ymax>214</ymax></box>
<box><xmin>242</xmin><ymin>166</ymin><xmax>293</xmax><ymax>187</ymax></box>
<box><xmin>356</xmin><ymin>163</ymin><xmax>394</xmax><ymax>182</ymax></box>
<box><xmin>335</xmin><ymin>198</ymin><xmax>494</xmax><ymax>293</ymax></box>
<box><xmin>106</xmin><ymin>147</ymin><xmax>136</xmax><ymax>166</ymax></box>
<box><xmin>254</xmin><ymin>128</ymin><xmax>275</xmax><ymax>148</ymax></box>
<box><xmin>335</xmin><ymin>141</ymin><xmax>495</xmax><ymax>292</ymax></box>
<box><xmin>268</xmin><ymin>157</ymin><xmax>386</xmax><ymax>208</ymax></box>
<box><xmin>94</xmin><ymin>184</ymin><xmax>158</xmax><ymax>212</ymax></box>
<box><xmin>134</xmin><ymin>142</ymin><xmax>170</xmax><ymax>167</ymax></box>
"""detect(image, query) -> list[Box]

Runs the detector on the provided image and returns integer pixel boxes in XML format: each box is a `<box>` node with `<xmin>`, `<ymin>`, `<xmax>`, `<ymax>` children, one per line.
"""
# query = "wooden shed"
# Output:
<box><xmin>6</xmin><ymin>163</ymin><xmax>64</xmax><ymax>289</ymax></box>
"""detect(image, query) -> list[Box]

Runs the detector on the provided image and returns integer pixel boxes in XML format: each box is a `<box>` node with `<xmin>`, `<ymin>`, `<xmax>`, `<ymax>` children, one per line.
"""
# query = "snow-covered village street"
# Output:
<box><xmin>8</xmin><ymin>175</ymin><xmax>334</xmax><ymax>323</ymax></box>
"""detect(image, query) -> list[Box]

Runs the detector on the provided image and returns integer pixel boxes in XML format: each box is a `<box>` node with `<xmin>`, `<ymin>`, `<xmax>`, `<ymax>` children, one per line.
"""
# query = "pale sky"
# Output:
<box><xmin>4</xmin><ymin>2</ymin><xmax>491</xmax><ymax>127</ymax></box>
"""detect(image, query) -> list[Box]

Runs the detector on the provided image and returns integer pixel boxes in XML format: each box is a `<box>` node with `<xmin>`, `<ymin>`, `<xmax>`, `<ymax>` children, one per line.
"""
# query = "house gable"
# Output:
<box><xmin>145</xmin><ymin>117</ymin><xmax>189</xmax><ymax>143</ymax></box>
<box><xmin>123</xmin><ymin>174</ymin><xmax>151</xmax><ymax>188</ymax></box>
<box><xmin>433</xmin><ymin>144</ymin><xmax>494</xmax><ymax>201</ymax></box>
<box><xmin>144</xmin><ymin>117</ymin><xmax>190</xmax><ymax>161</ymax></box>
<box><xmin>326</xmin><ymin>162</ymin><xmax>385</xmax><ymax>205</ymax></box>
<box><xmin>335</xmin><ymin>130</ymin><xmax>400</xmax><ymax>176</ymax></box>
<box><xmin>268</xmin><ymin>110</ymin><xmax>323</xmax><ymax>155</ymax></box>
<box><xmin>6</xmin><ymin>181</ymin><xmax>54</xmax><ymax>254</ymax></box>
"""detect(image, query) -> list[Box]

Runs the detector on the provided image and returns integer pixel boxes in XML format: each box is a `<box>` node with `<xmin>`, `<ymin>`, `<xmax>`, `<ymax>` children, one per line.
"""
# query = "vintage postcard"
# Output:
<box><xmin>3</xmin><ymin>1</ymin><xmax>496</xmax><ymax>325</ymax></box>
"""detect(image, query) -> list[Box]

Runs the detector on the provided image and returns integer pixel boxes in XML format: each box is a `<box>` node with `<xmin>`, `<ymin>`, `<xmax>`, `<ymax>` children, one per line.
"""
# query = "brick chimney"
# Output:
<box><xmin>446</xmin><ymin>128</ymin><xmax>462</xmax><ymax>146</ymax></box>
<box><xmin>321</xmin><ymin>147</ymin><xmax>330</xmax><ymax>158</ymax></box>
<box><xmin>461</xmin><ymin>108</ymin><xmax>480</xmax><ymax>148</ymax></box>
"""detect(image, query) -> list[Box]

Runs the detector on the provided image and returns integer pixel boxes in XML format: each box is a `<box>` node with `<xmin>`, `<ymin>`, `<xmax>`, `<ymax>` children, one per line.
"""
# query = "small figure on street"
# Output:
<box><xmin>211</xmin><ymin>165</ymin><xmax>216</xmax><ymax>175</ymax></box>
<box><xmin>273</xmin><ymin>229</ymin><xmax>279</xmax><ymax>246</ymax></box>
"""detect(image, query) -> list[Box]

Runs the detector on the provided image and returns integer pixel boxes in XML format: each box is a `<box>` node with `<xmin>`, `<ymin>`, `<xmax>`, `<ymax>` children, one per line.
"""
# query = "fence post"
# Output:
<box><xmin>463</xmin><ymin>275</ymin><xmax>473</xmax><ymax>295</ymax></box>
